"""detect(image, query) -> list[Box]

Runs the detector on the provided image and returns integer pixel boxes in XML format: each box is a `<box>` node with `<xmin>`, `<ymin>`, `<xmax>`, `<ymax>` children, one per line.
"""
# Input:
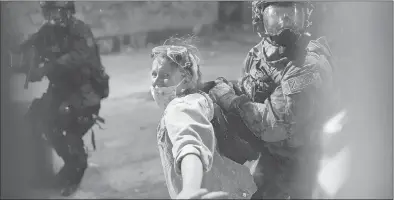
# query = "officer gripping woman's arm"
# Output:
<box><xmin>208</xmin><ymin>38</ymin><xmax>334</xmax><ymax>199</ymax></box>
<box><xmin>210</xmin><ymin>55</ymin><xmax>320</xmax><ymax>144</ymax></box>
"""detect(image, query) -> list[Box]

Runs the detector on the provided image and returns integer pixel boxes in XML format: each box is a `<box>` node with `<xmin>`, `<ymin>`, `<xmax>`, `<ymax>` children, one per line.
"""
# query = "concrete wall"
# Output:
<box><xmin>3</xmin><ymin>1</ymin><xmax>218</xmax><ymax>40</ymax></box>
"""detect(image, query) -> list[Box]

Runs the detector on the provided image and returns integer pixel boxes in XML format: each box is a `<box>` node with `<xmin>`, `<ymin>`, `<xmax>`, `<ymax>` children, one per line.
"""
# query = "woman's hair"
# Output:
<box><xmin>151</xmin><ymin>35</ymin><xmax>203</xmax><ymax>89</ymax></box>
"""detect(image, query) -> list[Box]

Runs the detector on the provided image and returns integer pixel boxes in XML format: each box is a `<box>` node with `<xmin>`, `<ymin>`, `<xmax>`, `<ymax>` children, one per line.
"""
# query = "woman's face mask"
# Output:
<box><xmin>150</xmin><ymin>79</ymin><xmax>184</xmax><ymax>110</ymax></box>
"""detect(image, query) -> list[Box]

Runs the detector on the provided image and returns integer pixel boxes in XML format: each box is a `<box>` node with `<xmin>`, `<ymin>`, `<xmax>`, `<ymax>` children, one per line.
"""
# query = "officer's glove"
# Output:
<box><xmin>209</xmin><ymin>77</ymin><xmax>239</xmax><ymax>112</ymax></box>
<box><xmin>29</xmin><ymin>68</ymin><xmax>45</xmax><ymax>82</ymax></box>
<box><xmin>29</xmin><ymin>63</ymin><xmax>52</xmax><ymax>82</ymax></box>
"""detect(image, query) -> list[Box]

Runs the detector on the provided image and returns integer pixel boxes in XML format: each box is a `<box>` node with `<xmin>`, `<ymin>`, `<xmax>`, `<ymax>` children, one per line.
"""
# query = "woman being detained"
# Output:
<box><xmin>149</xmin><ymin>38</ymin><xmax>257</xmax><ymax>199</ymax></box>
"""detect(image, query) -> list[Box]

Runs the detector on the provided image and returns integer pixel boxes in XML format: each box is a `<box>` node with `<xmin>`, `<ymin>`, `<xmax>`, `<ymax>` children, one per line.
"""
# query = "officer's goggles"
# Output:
<box><xmin>43</xmin><ymin>8</ymin><xmax>69</xmax><ymax>25</ymax></box>
<box><xmin>151</xmin><ymin>45</ymin><xmax>191</xmax><ymax>67</ymax></box>
<box><xmin>261</xmin><ymin>2</ymin><xmax>306</xmax><ymax>35</ymax></box>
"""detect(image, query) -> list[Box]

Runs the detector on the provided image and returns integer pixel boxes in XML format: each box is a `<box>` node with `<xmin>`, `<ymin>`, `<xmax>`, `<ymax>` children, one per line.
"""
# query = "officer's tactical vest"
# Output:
<box><xmin>243</xmin><ymin>37</ymin><xmax>338</xmax><ymax>125</ymax></box>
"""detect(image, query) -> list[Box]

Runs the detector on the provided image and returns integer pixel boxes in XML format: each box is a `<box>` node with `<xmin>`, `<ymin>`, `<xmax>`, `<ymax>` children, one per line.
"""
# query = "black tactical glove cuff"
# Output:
<box><xmin>228</xmin><ymin>95</ymin><xmax>251</xmax><ymax>114</ymax></box>
<box><xmin>218</xmin><ymin>92</ymin><xmax>238</xmax><ymax>112</ymax></box>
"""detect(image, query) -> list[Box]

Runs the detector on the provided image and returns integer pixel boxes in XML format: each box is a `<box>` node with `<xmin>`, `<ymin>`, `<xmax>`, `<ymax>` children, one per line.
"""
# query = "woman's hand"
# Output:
<box><xmin>176</xmin><ymin>188</ymin><xmax>228</xmax><ymax>199</ymax></box>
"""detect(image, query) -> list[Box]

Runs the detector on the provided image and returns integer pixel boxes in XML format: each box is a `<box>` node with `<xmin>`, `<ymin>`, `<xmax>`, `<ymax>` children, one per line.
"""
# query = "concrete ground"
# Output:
<box><xmin>10</xmin><ymin>42</ymin><xmax>252</xmax><ymax>199</ymax></box>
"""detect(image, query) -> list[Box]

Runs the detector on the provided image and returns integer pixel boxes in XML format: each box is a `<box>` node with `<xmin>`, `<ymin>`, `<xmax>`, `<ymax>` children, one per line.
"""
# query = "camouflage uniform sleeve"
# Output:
<box><xmin>237</xmin><ymin>52</ymin><xmax>254</xmax><ymax>95</ymax></box>
<box><xmin>231</xmin><ymin>61</ymin><xmax>322</xmax><ymax>143</ymax></box>
<box><xmin>55</xmin><ymin>21</ymin><xmax>99</xmax><ymax>69</ymax></box>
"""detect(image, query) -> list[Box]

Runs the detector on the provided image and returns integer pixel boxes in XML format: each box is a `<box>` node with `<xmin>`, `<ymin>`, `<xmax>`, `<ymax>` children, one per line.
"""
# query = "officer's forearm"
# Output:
<box><xmin>226</xmin><ymin>95</ymin><xmax>264</xmax><ymax>134</ymax></box>
<box><xmin>228</xmin><ymin>95</ymin><xmax>289</xmax><ymax>142</ymax></box>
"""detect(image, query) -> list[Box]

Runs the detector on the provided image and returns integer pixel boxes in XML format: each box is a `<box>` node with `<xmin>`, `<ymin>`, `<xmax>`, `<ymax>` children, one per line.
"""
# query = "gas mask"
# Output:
<box><xmin>43</xmin><ymin>8</ymin><xmax>71</xmax><ymax>27</ymax></box>
<box><xmin>257</xmin><ymin>2</ymin><xmax>312</xmax><ymax>47</ymax></box>
<box><xmin>150</xmin><ymin>79</ymin><xmax>185</xmax><ymax>110</ymax></box>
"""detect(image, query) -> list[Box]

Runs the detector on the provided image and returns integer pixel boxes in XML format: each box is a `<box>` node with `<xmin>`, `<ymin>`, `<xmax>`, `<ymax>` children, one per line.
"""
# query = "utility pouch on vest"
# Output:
<box><xmin>91</xmin><ymin>67</ymin><xmax>109</xmax><ymax>99</ymax></box>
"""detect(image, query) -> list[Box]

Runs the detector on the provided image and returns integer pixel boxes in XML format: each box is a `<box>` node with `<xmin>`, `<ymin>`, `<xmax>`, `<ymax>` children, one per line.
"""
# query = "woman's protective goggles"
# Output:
<box><xmin>151</xmin><ymin>45</ymin><xmax>193</xmax><ymax>67</ymax></box>
<box><xmin>261</xmin><ymin>2</ymin><xmax>307</xmax><ymax>36</ymax></box>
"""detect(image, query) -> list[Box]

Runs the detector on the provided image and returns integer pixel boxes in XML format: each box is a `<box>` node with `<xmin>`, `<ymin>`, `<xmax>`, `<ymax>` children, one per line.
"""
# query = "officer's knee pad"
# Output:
<box><xmin>75</xmin><ymin>152</ymin><xmax>88</xmax><ymax>170</ymax></box>
<box><xmin>25</xmin><ymin>98</ymin><xmax>45</xmax><ymax>125</ymax></box>
<box><xmin>27</xmin><ymin>98</ymin><xmax>41</xmax><ymax>115</ymax></box>
<box><xmin>69</xmin><ymin>145</ymin><xmax>88</xmax><ymax>166</ymax></box>
<box><xmin>52</xmin><ymin>142</ymin><xmax>70</xmax><ymax>160</ymax></box>
<box><xmin>31</xmin><ymin>98</ymin><xmax>41</xmax><ymax>107</ymax></box>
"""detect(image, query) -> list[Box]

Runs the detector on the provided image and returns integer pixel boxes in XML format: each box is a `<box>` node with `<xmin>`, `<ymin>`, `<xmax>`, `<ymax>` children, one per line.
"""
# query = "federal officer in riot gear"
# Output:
<box><xmin>17</xmin><ymin>1</ymin><xmax>109</xmax><ymax>196</ymax></box>
<box><xmin>208</xmin><ymin>1</ymin><xmax>339</xmax><ymax>198</ymax></box>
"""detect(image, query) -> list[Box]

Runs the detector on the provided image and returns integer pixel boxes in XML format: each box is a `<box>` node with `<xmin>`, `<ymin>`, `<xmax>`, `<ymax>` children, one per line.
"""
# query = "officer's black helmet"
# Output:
<box><xmin>252</xmin><ymin>0</ymin><xmax>314</xmax><ymax>37</ymax></box>
<box><xmin>39</xmin><ymin>1</ymin><xmax>75</xmax><ymax>26</ymax></box>
<box><xmin>39</xmin><ymin>1</ymin><xmax>76</xmax><ymax>14</ymax></box>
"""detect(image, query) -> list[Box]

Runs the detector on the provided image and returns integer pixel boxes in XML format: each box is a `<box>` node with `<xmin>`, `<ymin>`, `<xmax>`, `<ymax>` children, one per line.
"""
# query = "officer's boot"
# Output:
<box><xmin>60</xmin><ymin>147</ymin><xmax>88</xmax><ymax>197</ymax></box>
<box><xmin>47</xmin><ymin>131</ymin><xmax>72</xmax><ymax>189</ymax></box>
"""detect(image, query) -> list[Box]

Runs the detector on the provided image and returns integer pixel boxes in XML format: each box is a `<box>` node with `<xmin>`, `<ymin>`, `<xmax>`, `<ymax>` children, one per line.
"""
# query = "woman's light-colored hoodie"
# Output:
<box><xmin>156</xmin><ymin>92</ymin><xmax>257</xmax><ymax>199</ymax></box>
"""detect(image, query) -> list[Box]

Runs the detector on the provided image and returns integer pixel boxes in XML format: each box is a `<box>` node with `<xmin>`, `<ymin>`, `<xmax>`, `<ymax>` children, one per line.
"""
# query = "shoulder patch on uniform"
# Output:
<box><xmin>307</xmin><ymin>36</ymin><xmax>332</xmax><ymax>58</ymax></box>
<box><xmin>281</xmin><ymin>72</ymin><xmax>322</xmax><ymax>95</ymax></box>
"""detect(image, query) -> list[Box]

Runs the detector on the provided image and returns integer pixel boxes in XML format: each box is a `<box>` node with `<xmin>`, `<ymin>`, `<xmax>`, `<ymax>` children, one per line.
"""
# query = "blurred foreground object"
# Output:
<box><xmin>317</xmin><ymin>109</ymin><xmax>351</xmax><ymax>198</ymax></box>
<box><xmin>315</xmin><ymin>2</ymin><xmax>393</xmax><ymax>198</ymax></box>
<box><xmin>1</xmin><ymin>2</ymin><xmax>55</xmax><ymax>198</ymax></box>
<box><xmin>9</xmin><ymin>45</ymin><xmax>40</xmax><ymax>89</ymax></box>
